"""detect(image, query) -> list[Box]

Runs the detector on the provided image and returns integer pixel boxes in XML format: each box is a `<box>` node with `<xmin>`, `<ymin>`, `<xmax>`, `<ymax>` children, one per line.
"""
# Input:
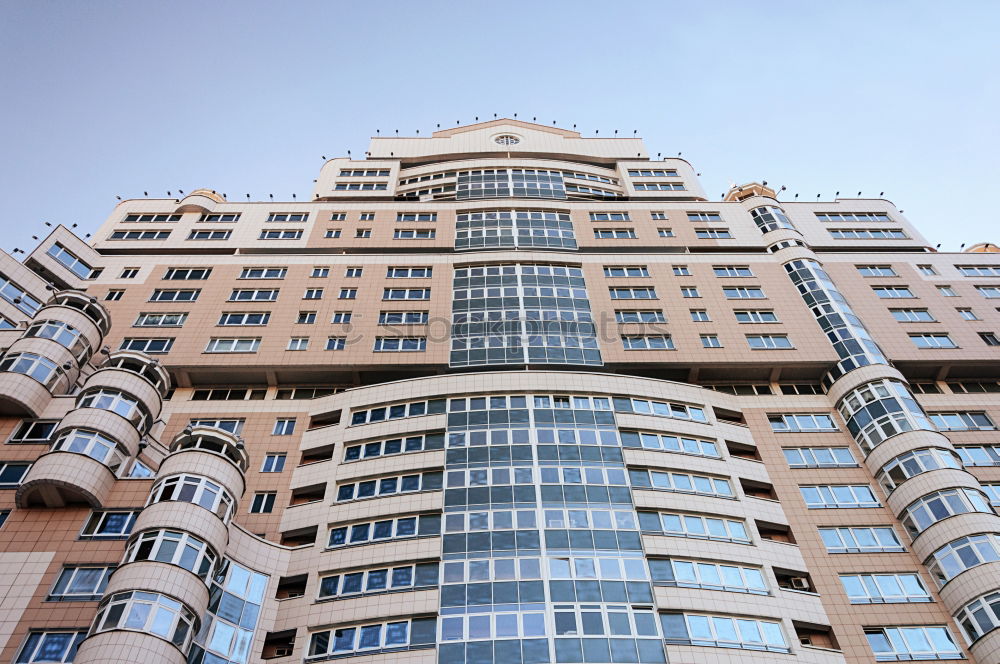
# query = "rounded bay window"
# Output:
<box><xmin>99</xmin><ymin>351</ymin><xmax>172</xmax><ymax>399</ymax></box>
<box><xmin>52</xmin><ymin>428</ymin><xmax>129</xmax><ymax>473</ymax></box>
<box><xmin>122</xmin><ymin>529</ymin><xmax>219</xmax><ymax>582</ymax></box>
<box><xmin>0</xmin><ymin>351</ymin><xmax>71</xmax><ymax>416</ymax></box>
<box><xmin>170</xmin><ymin>426</ymin><xmax>249</xmax><ymax>473</ymax></box>
<box><xmin>147</xmin><ymin>473</ymin><xmax>235</xmax><ymax>524</ymax></box>
<box><xmin>16</xmin><ymin>428</ymin><xmax>130</xmax><ymax>508</ymax></box>
<box><xmin>24</xmin><ymin>319</ymin><xmax>92</xmax><ymax>361</ymax></box>
<box><xmin>89</xmin><ymin>590</ymin><xmax>197</xmax><ymax>651</ymax></box>
<box><xmin>48</xmin><ymin>290</ymin><xmax>111</xmax><ymax>336</ymax></box>
<box><xmin>76</xmin><ymin>387</ymin><xmax>152</xmax><ymax>434</ymax></box>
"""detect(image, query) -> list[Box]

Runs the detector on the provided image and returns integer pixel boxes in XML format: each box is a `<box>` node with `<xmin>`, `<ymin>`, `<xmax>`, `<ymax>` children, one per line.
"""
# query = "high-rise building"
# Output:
<box><xmin>0</xmin><ymin>119</ymin><xmax>999</xmax><ymax>664</ymax></box>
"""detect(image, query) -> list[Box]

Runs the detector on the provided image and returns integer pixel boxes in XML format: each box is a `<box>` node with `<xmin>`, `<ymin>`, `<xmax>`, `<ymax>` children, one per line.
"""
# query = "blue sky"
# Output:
<box><xmin>1</xmin><ymin>1</ymin><xmax>997</xmax><ymax>253</ymax></box>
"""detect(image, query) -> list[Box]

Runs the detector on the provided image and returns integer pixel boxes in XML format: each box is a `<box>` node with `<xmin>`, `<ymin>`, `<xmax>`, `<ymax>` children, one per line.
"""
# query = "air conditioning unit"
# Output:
<box><xmin>790</xmin><ymin>576</ymin><xmax>810</xmax><ymax>590</ymax></box>
<box><xmin>274</xmin><ymin>646</ymin><xmax>293</xmax><ymax>657</ymax></box>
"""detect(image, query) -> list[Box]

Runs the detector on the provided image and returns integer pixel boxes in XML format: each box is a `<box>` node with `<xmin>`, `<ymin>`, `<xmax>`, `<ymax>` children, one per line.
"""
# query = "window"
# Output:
<box><xmin>104</xmin><ymin>289</ymin><xmax>124</xmax><ymax>301</ymax></box>
<box><xmin>609</xmin><ymin>287</ymin><xmax>657</xmax><ymax>300</ymax></box>
<box><xmin>394</xmin><ymin>229</ymin><xmax>435</xmax><ymax>239</ymax></box>
<box><xmin>261</xmin><ymin>454</ymin><xmax>286</xmax><ymax>473</ymax></box>
<box><xmin>768</xmin><ymin>413</ymin><xmax>837</xmax><ymax>432</ymax></box>
<box><xmin>634</xmin><ymin>182</ymin><xmax>686</xmax><ymax>191</ymax></box>
<box><xmin>900</xmin><ymin>488</ymin><xmax>993</xmax><ymax>537</ymax></box>
<box><xmin>124</xmin><ymin>213</ymin><xmax>181</xmax><ymax>222</ymax></box>
<box><xmin>957</xmin><ymin>265</ymin><xmax>1000</xmax><ymax>277</ymax></box>
<box><xmin>816</xmin><ymin>212</ymin><xmax>893</xmax><ymax>222</ymax></box>
<box><xmin>239</xmin><ymin>267</ymin><xmax>286</xmax><ymax>279</ymax></box>
<box><xmin>734</xmin><ymin>310</ymin><xmax>778</xmax><ymax>323</ymax></box>
<box><xmin>327</xmin><ymin>514</ymin><xmax>440</xmax><ymax>548</ymax></box>
<box><xmin>980</xmin><ymin>331</ymin><xmax>1000</xmax><ymax>346</ymax></box>
<box><xmin>356</xmin><ymin>228</ymin><xmax>372</xmax><ymax>238</ymax></box>
<box><xmin>341</xmin><ymin>169</ymin><xmax>390</xmax><ymax>177</ymax></box>
<box><xmin>387</xmin><ymin>267</ymin><xmax>433</xmax><ymax>279</ymax></box>
<box><xmin>163</xmin><ymin>267</ymin><xmax>211</xmax><ymax>280</ymax></box>
<box><xmin>629</xmin><ymin>469</ymin><xmax>733</xmax><ymax>498</ymax></box>
<box><xmin>957</xmin><ymin>307</ymin><xmax>980</xmax><ymax>320</ymax></box>
<box><xmin>91</xmin><ymin>591</ymin><xmax>196</xmax><ymax>650</ymax></box>
<box><xmin>800</xmin><ymin>485</ymin><xmax>880</xmax><ymax>509</ymax></box>
<box><xmin>336</xmin><ymin>471</ymin><xmax>442</xmax><ymax>502</ymax></box>
<box><xmin>150</xmin><ymin>288</ymin><xmax>200</xmax><ymax>302</ymax></box>
<box><xmin>14</xmin><ymin>631</ymin><xmax>87</xmax><ymax>662</ymax></box>
<box><xmin>660</xmin><ymin>613</ymin><xmax>788</xmax><ymax>653</ymax></box>
<box><xmin>680</xmin><ymin>287</ymin><xmax>700</xmax><ymax>298</ymax></box>
<box><xmin>651</xmin><ymin>212</ymin><xmax>667</xmax><ymax>220</ymax></box>
<box><xmin>938</xmin><ymin>285</ymin><xmax>959</xmax><ymax>297</ymax></box>
<box><xmin>909</xmin><ymin>333</ymin><xmax>957</xmax><ymax>348</ymax></box>
<box><xmin>81</xmin><ymin>510</ymin><xmax>138</xmax><ymax>538</ymax></box>
<box><xmin>7</xmin><ymin>419</ymin><xmax>57</xmax><ymax>444</ymax></box>
<box><xmin>46</xmin><ymin>243</ymin><xmax>100</xmax><ymax>279</ymax></box>
<box><xmin>48</xmin><ymin>566</ymin><xmax>114</xmax><ymax>601</ymax></box>
<box><xmin>690</xmin><ymin>309</ymin><xmax>710</xmax><ymax>322</ymax></box>
<box><xmin>926</xmin><ymin>534</ymin><xmax>1000</xmax><ymax>586</ymax></box>
<box><xmin>329</xmin><ymin>213</ymin><xmax>348</xmax><ymax>221</ymax></box>
<box><xmin>342</xmin><ymin>267</ymin><xmax>363</xmax><ymax>278</ymax></box>
<box><xmin>723</xmin><ymin>286</ymin><xmax>765</xmax><ymax>299</ymax></box>
<box><xmin>297</xmin><ymin>311</ymin><xmax>316</xmax><ymax>324</ymax></box>
<box><xmin>334</xmin><ymin>182</ymin><xmax>387</xmax><ymax>191</ymax></box>
<box><xmin>304</xmin><ymin>288</ymin><xmax>324</xmax><ymax>300</ymax></box>
<box><xmin>199</xmin><ymin>213</ymin><xmax>240</xmax><ymax>223</ymax></box>
<box><xmin>629</xmin><ymin>169</ymin><xmax>678</xmax><ymax>177</ymax></box>
<box><xmin>0</xmin><ymin>461</ymin><xmax>30</xmax><ymax>487</ymax></box>
<box><xmin>695</xmin><ymin>228</ymin><xmax>733</xmax><ymax>239</ymax></box>
<box><xmin>350</xmin><ymin>398</ymin><xmax>446</xmax><ymax>425</ymax></box>
<box><xmin>51</xmin><ymin>429</ymin><xmax>128</xmax><ymax>473</ymax></box>
<box><xmin>657</xmin><ymin>228</ymin><xmax>675</xmax><ymax>237</ymax></box>
<box><xmin>891</xmin><ymin>308</ymin><xmax>935</xmax><ymax>322</ymax></box>
<box><xmin>260</xmin><ymin>229</ymin><xmax>302</xmax><ymax>240</ymax></box>
<box><xmin>875</xmin><ymin>286</ymin><xmax>915</xmax><ymax>298</ymax></box>
<box><xmin>594</xmin><ymin>228</ymin><xmax>636</xmax><ymax>239</ymax></box>
<box><xmin>615</xmin><ymin>310</ymin><xmax>665</xmax><ymax>323</ymax></box>
<box><xmin>218</xmin><ymin>312</ymin><xmax>269</xmax><ymax>326</ymax></box>
<box><xmin>306</xmin><ymin>618</ymin><xmax>436</xmax><ymax>660</ymax></box>
<box><xmin>687</xmin><ymin>211</ymin><xmax>722</xmax><ymax>222</ymax></box>
<box><xmin>134</xmin><ymin>312</ymin><xmax>187</xmax><ymax>327</ymax></box>
<box><xmin>338</xmin><ymin>288</ymin><xmax>356</xmax><ymax>299</ymax></box>
<box><xmin>229</xmin><ymin>289</ymin><xmax>278</xmax><ymax>302</ymax></box>
<box><xmin>638</xmin><ymin>510</ymin><xmax>749</xmax><ymax>543</ymax></box>
<box><xmin>820</xmin><ymin>526</ymin><xmax>904</xmax><ymax>553</ymax></box>
<box><xmin>622</xmin><ymin>335</ymin><xmax>674</xmax><ymax>350</ymax></box>
<box><xmin>589</xmin><ymin>212</ymin><xmax>630</xmax><ymax>221</ymax></box>
<box><xmin>123</xmin><ymin>529</ymin><xmax>217</xmax><ymax>580</ymax></box>
<box><xmin>396</xmin><ymin>212</ymin><xmax>437</xmax><ymax>222</ymax></box>
<box><xmin>840</xmin><ymin>573</ymin><xmax>931</xmax><ymax>604</ymax></box>
<box><xmin>331</xmin><ymin>312</ymin><xmax>352</xmax><ymax>324</ymax></box>
<box><xmin>956</xmin><ymin>592</ymin><xmax>1000</xmax><ymax>643</ymax></box>
<box><xmin>918</xmin><ymin>264</ymin><xmax>937</xmax><ymax>275</ymax></box>
<box><xmin>318</xmin><ymin>562</ymin><xmax>439</xmax><ymax>600</ymax></box>
<box><xmin>312</xmin><ymin>267</ymin><xmax>330</xmax><ymax>278</ymax></box>
<box><xmin>146</xmin><ymin>473</ymin><xmax>235</xmax><ymax>522</ymax></box>
<box><xmin>0</xmin><ymin>353</ymin><xmax>64</xmax><ymax>390</ymax></box>
<box><xmin>604</xmin><ymin>265</ymin><xmax>649</xmax><ymax>277</ymax></box>
<box><xmin>857</xmin><ymin>265</ymin><xmax>897</xmax><ymax>277</ymax></box>
<box><xmin>829</xmin><ymin>228</ymin><xmax>908</xmax><ymax>239</ymax></box>
<box><xmin>272</xmin><ymin>419</ymin><xmax>296</xmax><ymax>435</ymax></box>
<box><xmin>287</xmin><ymin>337</ymin><xmax>309</xmax><ymax>351</ymax></box>
<box><xmin>249</xmin><ymin>492</ymin><xmax>276</xmax><ymax>513</ymax></box>
<box><xmin>374</xmin><ymin>337</ymin><xmax>426</xmax><ymax>352</ymax></box>
<box><xmin>380</xmin><ymin>311</ymin><xmax>429</xmax><ymax>324</ymax></box>
<box><xmin>620</xmin><ymin>430</ymin><xmax>719</xmax><ymax>457</ymax></box>
<box><xmin>205</xmin><ymin>338</ymin><xmax>261</xmax><ymax>353</ymax></box>
<box><xmin>325</xmin><ymin>229</ymin><xmax>342</xmax><ymax>238</ymax></box>
<box><xmin>749</xmin><ymin>206</ymin><xmax>795</xmax><ymax>233</ymax></box>
<box><xmin>713</xmin><ymin>266</ymin><xmax>753</xmax><ymax>277</ymax></box>
<box><xmin>187</xmin><ymin>230</ymin><xmax>230</xmax><ymax>240</ymax></box>
<box><xmin>383</xmin><ymin>288</ymin><xmax>430</xmax><ymax>300</ymax></box>
<box><xmin>111</xmin><ymin>230</ymin><xmax>171</xmax><ymax>240</ymax></box>
<box><xmin>700</xmin><ymin>335</ymin><xmax>722</xmax><ymax>348</ymax></box>
<box><xmin>189</xmin><ymin>418</ymin><xmax>245</xmax><ymax>434</ymax></box>
<box><xmin>929</xmin><ymin>411</ymin><xmax>995</xmax><ymax>430</ymax></box>
<box><xmin>865</xmin><ymin>626</ymin><xmax>962</xmax><ymax>661</ymax></box>
<box><xmin>358</xmin><ymin>212</ymin><xmax>376</xmax><ymax>221</ymax></box>
<box><xmin>119</xmin><ymin>338</ymin><xmax>173</xmax><ymax>354</ymax></box>
<box><xmin>266</xmin><ymin>212</ymin><xmax>308</xmax><ymax>222</ymax></box>
<box><xmin>747</xmin><ymin>334</ymin><xmax>792</xmax><ymax>349</ymax></box>
<box><xmin>343</xmin><ymin>432</ymin><xmax>444</xmax><ymax>462</ymax></box>
<box><xmin>191</xmin><ymin>388</ymin><xmax>265</xmax><ymax>401</ymax></box>
<box><xmin>783</xmin><ymin>447</ymin><xmax>855</xmax><ymax>468</ymax></box>
<box><xmin>672</xmin><ymin>265</ymin><xmax>690</xmax><ymax>276</ymax></box>
<box><xmin>325</xmin><ymin>337</ymin><xmax>346</xmax><ymax>351</ymax></box>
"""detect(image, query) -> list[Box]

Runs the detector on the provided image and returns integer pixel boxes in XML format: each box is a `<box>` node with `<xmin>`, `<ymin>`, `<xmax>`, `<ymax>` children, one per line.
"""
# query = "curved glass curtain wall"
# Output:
<box><xmin>451</xmin><ymin>265</ymin><xmax>601</xmax><ymax>367</ymax></box>
<box><xmin>455</xmin><ymin>211</ymin><xmax>577</xmax><ymax>251</ymax></box>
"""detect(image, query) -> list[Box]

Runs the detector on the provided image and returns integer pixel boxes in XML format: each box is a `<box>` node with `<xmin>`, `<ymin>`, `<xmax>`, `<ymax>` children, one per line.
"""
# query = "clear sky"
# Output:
<box><xmin>1</xmin><ymin>0</ymin><xmax>997</xmax><ymax>254</ymax></box>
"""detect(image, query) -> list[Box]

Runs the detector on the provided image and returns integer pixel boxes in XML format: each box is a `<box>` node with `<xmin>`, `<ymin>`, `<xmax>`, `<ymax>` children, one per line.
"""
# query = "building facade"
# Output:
<box><xmin>0</xmin><ymin>119</ymin><xmax>999</xmax><ymax>664</ymax></box>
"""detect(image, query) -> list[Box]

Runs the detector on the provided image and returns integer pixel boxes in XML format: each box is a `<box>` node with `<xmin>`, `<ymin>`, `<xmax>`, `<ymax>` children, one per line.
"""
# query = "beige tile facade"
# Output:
<box><xmin>0</xmin><ymin>119</ymin><xmax>998</xmax><ymax>663</ymax></box>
